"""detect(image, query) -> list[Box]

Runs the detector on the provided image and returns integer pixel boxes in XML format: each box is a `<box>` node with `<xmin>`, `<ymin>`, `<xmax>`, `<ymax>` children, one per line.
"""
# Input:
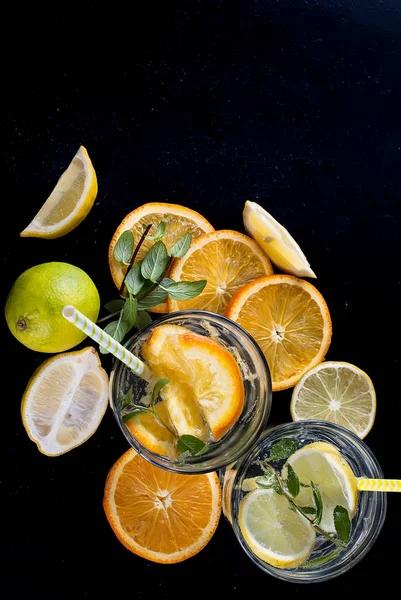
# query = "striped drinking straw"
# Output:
<box><xmin>62</xmin><ymin>305</ymin><xmax>152</xmax><ymax>381</ymax></box>
<box><xmin>357</xmin><ymin>478</ymin><xmax>401</xmax><ymax>492</ymax></box>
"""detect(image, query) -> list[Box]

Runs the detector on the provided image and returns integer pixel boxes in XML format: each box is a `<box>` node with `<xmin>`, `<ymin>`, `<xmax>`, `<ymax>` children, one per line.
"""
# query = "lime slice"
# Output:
<box><xmin>290</xmin><ymin>361</ymin><xmax>376</xmax><ymax>439</ymax></box>
<box><xmin>243</xmin><ymin>200</ymin><xmax>316</xmax><ymax>278</ymax></box>
<box><xmin>282</xmin><ymin>442</ymin><xmax>358</xmax><ymax>533</ymax></box>
<box><xmin>238</xmin><ymin>488</ymin><xmax>316</xmax><ymax>568</ymax></box>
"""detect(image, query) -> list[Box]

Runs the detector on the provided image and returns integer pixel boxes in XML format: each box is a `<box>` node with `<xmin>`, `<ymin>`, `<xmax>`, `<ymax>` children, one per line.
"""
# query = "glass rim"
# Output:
<box><xmin>109</xmin><ymin>309</ymin><xmax>273</xmax><ymax>474</ymax></box>
<box><xmin>229</xmin><ymin>420</ymin><xmax>387</xmax><ymax>583</ymax></box>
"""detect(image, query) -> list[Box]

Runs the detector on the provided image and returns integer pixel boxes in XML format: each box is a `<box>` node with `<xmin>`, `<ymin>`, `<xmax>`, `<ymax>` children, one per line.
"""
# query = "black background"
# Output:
<box><xmin>3</xmin><ymin>0</ymin><xmax>401</xmax><ymax>596</ymax></box>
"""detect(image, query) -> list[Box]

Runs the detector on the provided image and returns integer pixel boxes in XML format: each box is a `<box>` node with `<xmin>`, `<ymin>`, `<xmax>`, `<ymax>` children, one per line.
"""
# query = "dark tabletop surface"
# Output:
<box><xmin>3</xmin><ymin>0</ymin><xmax>401</xmax><ymax>596</ymax></box>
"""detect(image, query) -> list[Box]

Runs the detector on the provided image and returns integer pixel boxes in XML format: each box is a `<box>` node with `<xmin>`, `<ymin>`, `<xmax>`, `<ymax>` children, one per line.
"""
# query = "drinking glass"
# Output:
<box><xmin>109</xmin><ymin>310</ymin><xmax>272</xmax><ymax>474</ymax></box>
<box><xmin>222</xmin><ymin>420</ymin><xmax>387</xmax><ymax>582</ymax></box>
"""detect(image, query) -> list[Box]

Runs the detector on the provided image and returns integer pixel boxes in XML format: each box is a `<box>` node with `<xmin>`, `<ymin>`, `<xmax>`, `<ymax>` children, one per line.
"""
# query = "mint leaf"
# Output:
<box><xmin>99</xmin><ymin>316</ymin><xmax>127</xmax><ymax>354</ymax></box>
<box><xmin>177</xmin><ymin>435</ymin><xmax>207</xmax><ymax>456</ymax></box>
<box><xmin>285</xmin><ymin>464</ymin><xmax>300</xmax><ymax>497</ymax></box>
<box><xmin>334</xmin><ymin>505</ymin><xmax>351</xmax><ymax>542</ymax></box>
<box><xmin>104</xmin><ymin>299</ymin><xmax>125</xmax><ymax>313</ymax></box>
<box><xmin>255</xmin><ymin>473</ymin><xmax>276</xmax><ymax>489</ymax></box>
<box><xmin>168</xmin><ymin>232</ymin><xmax>192</xmax><ymax>258</ymax></box>
<box><xmin>123</xmin><ymin>409</ymin><xmax>152</xmax><ymax>423</ymax></box>
<box><xmin>125</xmin><ymin>263</ymin><xmax>145</xmax><ymax>296</ymax></box>
<box><xmin>147</xmin><ymin>221</ymin><xmax>166</xmax><ymax>241</ymax></box>
<box><xmin>166</xmin><ymin>280</ymin><xmax>207</xmax><ymax>300</ymax></box>
<box><xmin>114</xmin><ymin>230</ymin><xmax>134</xmax><ymax>264</ymax></box>
<box><xmin>311</xmin><ymin>481</ymin><xmax>323</xmax><ymax>525</ymax></box>
<box><xmin>134</xmin><ymin>310</ymin><xmax>152</xmax><ymax>330</ymax></box>
<box><xmin>151</xmin><ymin>378</ymin><xmax>169</xmax><ymax>408</ymax></box>
<box><xmin>300</xmin><ymin>549</ymin><xmax>341</xmax><ymax>569</ymax></box>
<box><xmin>268</xmin><ymin>438</ymin><xmax>299</xmax><ymax>461</ymax></box>
<box><xmin>299</xmin><ymin>506</ymin><xmax>317</xmax><ymax>515</ymax></box>
<box><xmin>141</xmin><ymin>241</ymin><xmax>169</xmax><ymax>281</ymax></box>
<box><xmin>121</xmin><ymin>295</ymin><xmax>137</xmax><ymax>335</ymax></box>
<box><xmin>137</xmin><ymin>278</ymin><xmax>174</xmax><ymax>310</ymax></box>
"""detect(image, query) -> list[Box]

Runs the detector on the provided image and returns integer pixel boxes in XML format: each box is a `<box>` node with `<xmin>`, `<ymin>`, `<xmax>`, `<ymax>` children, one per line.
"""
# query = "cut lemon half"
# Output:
<box><xmin>125</xmin><ymin>399</ymin><xmax>177</xmax><ymax>458</ymax></box>
<box><xmin>20</xmin><ymin>146</ymin><xmax>98</xmax><ymax>239</ymax></box>
<box><xmin>243</xmin><ymin>200</ymin><xmax>316</xmax><ymax>278</ymax></box>
<box><xmin>108</xmin><ymin>203</ymin><xmax>214</xmax><ymax>313</ymax></box>
<box><xmin>103</xmin><ymin>448</ymin><xmax>221</xmax><ymax>563</ymax></box>
<box><xmin>168</xmin><ymin>229</ymin><xmax>273</xmax><ymax>315</ymax></box>
<box><xmin>142</xmin><ymin>323</ymin><xmax>244</xmax><ymax>442</ymax></box>
<box><xmin>21</xmin><ymin>347</ymin><xmax>108</xmax><ymax>456</ymax></box>
<box><xmin>290</xmin><ymin>361</ymin><xmax>376</xmax><ymax>439</ymax></box>
<box><xmin>225</xmin><ymin>274</ymin><xmax>332</xmax><ymax>391</ymax></box>
<box><xmin>239</xmin><ymin>488</ymin><xmax>316</xmax><ymax>568</ymax></box>
<box><xmin>282</xmin><ymin>442</ymin><xmax>358</xmax><ymax>533</ymax></box>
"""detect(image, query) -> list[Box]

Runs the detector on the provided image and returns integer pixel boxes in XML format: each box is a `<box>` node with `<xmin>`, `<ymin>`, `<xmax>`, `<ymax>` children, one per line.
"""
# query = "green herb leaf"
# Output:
<box><xmin>334</xmin><ymin>505</ymin><xmax>351</xmax><ymax>543</ymax></box>
<box><xmin>168</xmin><ymin>232</ymin><xmax>192</xmax><ymax>258</ymax></box>
<box><xmin>147</xmin><ymin>221</ymin><xmax>166</xmax><ymax>241</ymax></box>
<box><xmin>136</xmin><ymin>278</ymin><xmax>174</xmax><ymax>309</ymax></box>
<box><xmin>311</xmin><ymin>481</ymin><xmax>323</xmax><ymax>525</ymax></box>
<box><xmin>268</xmin><ymin>438</ymin><xmax>299</xmax><ymax>461</ymax></box>
<box><xmin>122</xmin><ymin>409</ymin><xmax>151</xmax><ymax>423</ymax></box>
<box><xmin>300</xmin><ymin>549</ymin><xmax>342</xmax><ymax>569</ymax></box>
<box><xmin>285</xmin><ymin>464</ymin><xmax>300</xmax><ymax>497</ymax></box>
<box><xmin>134</xmin><ymin>310</ymin><xmax>153</xmax><ymax>330</ymax></box>
<box><xmin>125</xmin><ymin>263</ymin><xmax>145</xmax><ymax>296</ymax></box>
<box><xmin>177</xmin><ymin>450</ymin><xmax>192</xmax><ymax>465</ymax></box>
<box><xmin>255</xmin><ymin>473</ymin><xmax>276</xmax><ymax>489</ymax></box>
<box><xmin>104</xmin><ymin>299</ymin><xmax>125</xmax><ymax>313</ymax></box>
<box><xmin>121</xmin><ymin>295</ymin><xmax>137</xmax><ymax>335</ymax></box>
<box><xmin>141</xmin><ymin>241</ymin><xmax>169</xmax><ymax>281</ymax></box>
<box><xmin>114</xmin><ymin>230</ymin><xmax>134</xmax><ymax>264</ymax></box>
<box><xmin>299</xmin><ymin>506</ymin><xmax>317</xmax><ymax>515</ymax></box>
<box><xmin>166</xmin><ymin>280</ymin><xmax>207</xmax><ymax>301</ymax></box>
<box><xmin>176</xmin><ymin>435</ymin><xmax>207</xmax><ymax>456</ymax></box>
<box><xmin>300</xmin><ymin>482</ymin><xmax>311</xmax><ymax>488</ymax></box>
<box><xmin>151</xmin><ymin>378</ymin><xmax>169</xmax><ymax>408</ymax></box>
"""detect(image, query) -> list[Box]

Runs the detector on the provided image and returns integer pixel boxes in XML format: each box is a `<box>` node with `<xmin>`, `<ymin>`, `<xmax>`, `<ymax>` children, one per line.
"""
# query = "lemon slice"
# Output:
<box><xmin>290</xmin><ymin>361</ymin><xmax>376</xmax><ymax>439</ymax></box>
<box><xmin>20</xmin><ymin>146</ymin><xmax>98</xmax><ymax>239</ymax></box>
<box><xmin>243</xmin><ymin>200</ymin><xmax>316</xmax><ymax>278</ymax></box>
<box><xmin>239</xmin><ymin>488</ymin><xmax>316</xmax><ymax>568</ymax></box>
<box><xmin>21</xmin><ymin>347</ymin><xmax>109</xmax><ymax>456</ymax></box>
<box><xmin>282</xmin><ymin>442</ymin><xmax>358</xmax><ymax>533</ymax></box>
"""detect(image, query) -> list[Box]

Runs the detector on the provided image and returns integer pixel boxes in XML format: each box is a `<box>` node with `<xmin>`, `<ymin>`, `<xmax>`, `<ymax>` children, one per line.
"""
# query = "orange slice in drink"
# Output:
<box><xmin>108</xmin><ymin>203</ymin><xmax>214</xmax><ymax>313</ymax></box>
<box><xmin>125</xmin><ymin>399</ymin><xmax>177</xmax><ymax>458</ymax></box>
<box><xmin>225</xmin><ymin>274</ymin><xmax>332</xmax><ymax>391</ymax></box>
<box><xmin>103</xmin><ymin>448</ymin><xmax>222</xmax><ymax>563</ymax></box>
<box><xmin>167</xmin><ymin>229</ymin><xmax>273</xmax><ymax>315</ymax></box>
<box><xmin>141</xmin><ymin>324</ymin><xmax>244</xmax><ymax>442</ymax></box>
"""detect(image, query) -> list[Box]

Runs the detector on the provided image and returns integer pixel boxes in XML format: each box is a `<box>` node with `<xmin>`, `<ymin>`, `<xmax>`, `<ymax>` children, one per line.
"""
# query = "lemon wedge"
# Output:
<box><xmin>21</xmin><ymin>347</ymin><xmax>108</xmax><ymax>456</ymax></box>
<box><xmin>239</xmin><ymin>488</ymin><xmax>316</xmax><ymax>568</ymax></box>
<box><xmin>20</xmin><ymin>146</ymin><xmax>97</xmax><ymax>239</ymax></box>
<box><xmin>282</xmin><ymin>442</ymin><xmax>358</xmax><ymax>533</ymax></box>
<box><xmin>243</xmin><ymin>200</ymin><xmax>316</xmax><ymax>278</ymax></box>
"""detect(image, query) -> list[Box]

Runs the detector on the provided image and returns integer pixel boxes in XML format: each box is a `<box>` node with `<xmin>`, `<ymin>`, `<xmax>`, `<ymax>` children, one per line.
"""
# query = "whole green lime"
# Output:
<box><xmin>5</xmin><ymin>262</ymin><xmax>100</xmax><ymax>353</ymax></box>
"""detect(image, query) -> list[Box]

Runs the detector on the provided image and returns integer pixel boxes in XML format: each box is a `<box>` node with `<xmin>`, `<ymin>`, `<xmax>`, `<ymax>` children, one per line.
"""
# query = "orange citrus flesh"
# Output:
<box><xmin>225</xmin><ymin>274</ymin><xmax>332</xmax><ymax>391</ymax></box>
<box><xmin>141</xmin><ymin>324</ymin><xmax>245</xmax><ymax>443</ymax></box>
<box><xmin>168</xmin><ymin>229</ymin><xmax>273</xmax><ymax>314</ymax></box>
<box><xmin>108</xmin><ymin>203</ymin><xmax>214</xmax><ymax>313</ymax></box>
<box><xmin>103</xmin><ymin>448</ymin><xmax>222</xmax><ymax>563</ymax></box>
<box><xmin>126</xmin><ymin>399</ymin><xmax>177</xmax><ymax>458</ymax></box>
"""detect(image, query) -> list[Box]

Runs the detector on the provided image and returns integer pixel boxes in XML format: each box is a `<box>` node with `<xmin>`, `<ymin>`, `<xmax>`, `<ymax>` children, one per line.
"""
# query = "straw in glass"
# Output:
<box><xmin>62</xmin><ymin>305</ymin><xmax>152</xmax><ymax>380</ymax></box>
<box><xmin>357</xmin><ymin>478</ymin><xmax>401</xmax><ymax>492</ymax></box>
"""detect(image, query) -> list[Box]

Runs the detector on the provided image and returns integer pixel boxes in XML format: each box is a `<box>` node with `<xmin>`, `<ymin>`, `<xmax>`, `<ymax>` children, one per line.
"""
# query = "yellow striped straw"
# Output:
<box><xmin>357</xmin><ymin>478</ymin><xmax>401</xmax><ymax>492</ymax></box>
<box><xmin>62</xmin><ymin>305</ymin><xmax>151</xmax><ymax>380</ymax></box>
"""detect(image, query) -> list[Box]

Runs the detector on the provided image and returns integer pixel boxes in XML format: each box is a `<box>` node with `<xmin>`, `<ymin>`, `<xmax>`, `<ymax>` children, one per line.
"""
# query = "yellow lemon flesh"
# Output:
<box><xmin>5</xmin><ymin>262</ymin><xmax>100</xmax><ymax>353</ymax></box>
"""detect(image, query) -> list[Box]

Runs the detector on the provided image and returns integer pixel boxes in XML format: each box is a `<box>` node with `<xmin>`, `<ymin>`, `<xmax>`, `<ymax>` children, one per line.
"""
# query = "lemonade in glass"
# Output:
<box><xmin>222</xmin><ymin>420</ymin><xmax>387</xmax><ymax>582</ymax></box>
<box><xmin>109</xmin><ymin>310</ymin><xmax>272</xmax><ymax>474</ymax></box>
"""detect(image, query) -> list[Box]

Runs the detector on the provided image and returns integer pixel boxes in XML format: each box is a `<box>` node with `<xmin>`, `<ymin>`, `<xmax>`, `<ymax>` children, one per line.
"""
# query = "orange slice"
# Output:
<box><xmin>103</xmin><ymin>448</ymin><xmax>222</xmax><ymax>563</ymax></box>
<box><xmin>141</xmin><ymin>323</ymin><xmax>244</xmax><ymax>442</ymax></box>
<box><xmin>125</xmin><ymin>399</ymin><xmax>177</xmax><ymax>458</ymax></box>
<box><xmin>108</xmin><ymin>203</ymin><xmax>214</xmax><ymax>313</ymax></box>
<box><xmin>225</xmin><ymin>274</ymin><xmax>332</xmax><ymax>391</ymax></box>
<box><xmin>167</xmin><ymin>229</ymin><xmax>273</xmax><ymax>315</ymax></box>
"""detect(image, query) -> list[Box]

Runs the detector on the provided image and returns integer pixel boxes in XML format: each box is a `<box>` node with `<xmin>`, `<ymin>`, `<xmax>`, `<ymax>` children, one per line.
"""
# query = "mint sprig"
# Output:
<box><xmin>99</xmin><ymin>222</ymin><xmax>207</xmax><ymax>350</ymax></box>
